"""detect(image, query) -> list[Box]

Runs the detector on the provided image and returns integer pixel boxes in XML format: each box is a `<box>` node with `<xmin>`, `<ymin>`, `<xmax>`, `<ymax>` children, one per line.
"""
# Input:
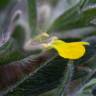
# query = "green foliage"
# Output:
<box><xmin>0</xmin><ymin>0</ymin><xmax>96</xmax><ymax>96</ymax></box>
<box><xmin>27</xmin><ymin>0</ymin><xmax>37</xmax><ymax>36</ymax></box>
<box><xmin>76</xmin><ymin>79</ymin><xmax>96</xmax><ymax>96</ymax></box>
<box><xmin>0</xmin><ymin>0</ymin><xmax>11</xmax><ymax>9</ymax></box>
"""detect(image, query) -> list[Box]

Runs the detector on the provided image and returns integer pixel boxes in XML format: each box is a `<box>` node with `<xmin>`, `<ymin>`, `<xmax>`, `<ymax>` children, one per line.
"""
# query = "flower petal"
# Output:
<box><xmin>50</xmin><ymin>40</ymin><xmax>89</xmax><ymax>60</ymax></box>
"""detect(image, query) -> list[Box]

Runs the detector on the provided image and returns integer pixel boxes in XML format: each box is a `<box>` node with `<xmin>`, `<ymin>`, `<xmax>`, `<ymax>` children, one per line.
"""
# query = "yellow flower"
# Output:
<box><xmin>43</xmin><ymin>39</ymin><xmax>89</xmax><ymax>60</ymax></box>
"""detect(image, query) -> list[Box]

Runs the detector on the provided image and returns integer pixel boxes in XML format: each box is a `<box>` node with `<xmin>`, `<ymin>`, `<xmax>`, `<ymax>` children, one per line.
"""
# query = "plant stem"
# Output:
<box><xmin>57</xmin><ymin>60</ymin><xmax>74</xmax><ymax>96</ymax></box>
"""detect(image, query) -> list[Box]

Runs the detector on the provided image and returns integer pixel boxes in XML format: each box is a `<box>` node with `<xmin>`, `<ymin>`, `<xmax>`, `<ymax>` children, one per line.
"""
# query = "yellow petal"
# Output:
<box><xmin>50</xmin><ymin>40</ymin><xmax>89</xmax><ymax>60</ymax></box>
<box><xmin>69</xmin><ymin>41</ymin><xmax>89</xmax><ymax>46</ymax></box>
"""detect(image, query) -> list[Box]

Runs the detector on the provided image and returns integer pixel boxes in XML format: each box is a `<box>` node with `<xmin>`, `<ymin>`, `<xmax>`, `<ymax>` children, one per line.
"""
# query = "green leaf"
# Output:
<box><xmin>0</xmin><ymin>38</ymin><xmax>25</xmax><ymax>65</ymax></box>
<box><xmin>5</xmin><ymin>55</ymin><xmax>68</xmax><ymax>96</ymax></box>
<box><xmin>48</xmin><ymin>0</ymin><xmax>85</xmax><ymax>32</ymax></box>
<box><xmin>56</xmin><ymin>61</ymin><xmax>74</xmax><ymax>96</ymax></box>
<box><xmin>12</xmin><ymin>26</ymin><xmax>25</xmax><ymax>48</ymax></box>
<box><xmin>0</xmin><ymin>0</ymin><xmax>11</xmax><ymax>9</ymax></box>
<box><xmin>48</xmin><ymin>0</ymin><xmax>96</xmax><ymax>34</ymax></box>
<box><xmin>27</xmin><ymin>0</ymin><xmax>37</xmax><ymax>37</ymax></box>
<box><xmin>39</xmin><ymin>88</ymin><xmax>58</xmax><ymax>96</ymax></box>
<box><xmin>76</xmin><ymin>79</ymin><xmax>96</xmax><ymax>96</ymax></box>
